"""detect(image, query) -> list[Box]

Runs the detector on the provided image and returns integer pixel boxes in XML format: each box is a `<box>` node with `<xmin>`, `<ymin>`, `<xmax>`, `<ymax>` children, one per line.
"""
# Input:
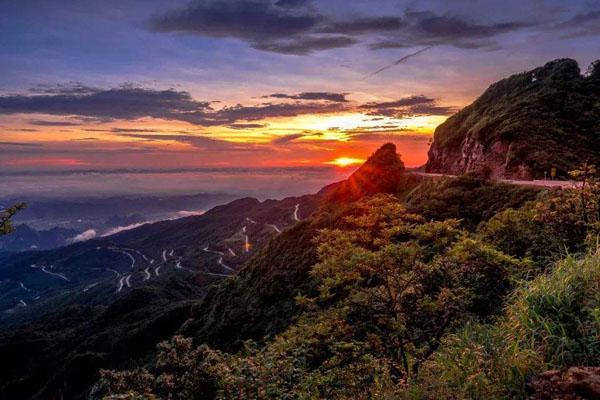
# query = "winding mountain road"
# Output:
<box><xmin>293</xmin><ymin>204</ymin><xmax>301</xmax><ymax>221</ymax></box>
<box><xmin>203</xmin><ymin>246</ymin><xmax>224</xmax><ymax>256</ymax></box>
<box><xmin>116</xmin><ymin>276</ymin><xmax>125</xmax><ymax>293</ymax></box>
<box><xmin>107</xmin><ymin>268</ymin><xmax>121</xmax><ymax>277</ymax></box>
<box><xmin>31</xmin><ymin>264</ymin><xmax>69</xmax><ymax>281</ymax></box>
<box><xmin>267</xmin><ymin>224</ymin><xmax>282</xmax><ymax>233</ymax></box>
<box><xmin>217</xmin><ymin>257</ymin><xmax>234</xmax><ymax>272</ymax></box>
<box><xmin>83</xmin><ymin>282</ymin><xmax>99</xmax><ymax>292</ymax></box>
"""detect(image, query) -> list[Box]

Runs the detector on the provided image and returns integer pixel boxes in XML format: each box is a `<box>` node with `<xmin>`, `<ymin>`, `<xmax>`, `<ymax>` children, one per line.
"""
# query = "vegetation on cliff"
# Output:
<box><xmin>426</xmin><ymin>58</ymin><xmax>600</xmax><ymax>179</ymax></box>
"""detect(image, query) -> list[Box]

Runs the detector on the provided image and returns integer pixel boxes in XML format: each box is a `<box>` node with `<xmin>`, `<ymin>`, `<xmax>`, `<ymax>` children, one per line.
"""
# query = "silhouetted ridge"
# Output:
<box><xmin>328</xmin><ymin>142</ymin><xmax>405</xmax><ymax>201</ymax></box>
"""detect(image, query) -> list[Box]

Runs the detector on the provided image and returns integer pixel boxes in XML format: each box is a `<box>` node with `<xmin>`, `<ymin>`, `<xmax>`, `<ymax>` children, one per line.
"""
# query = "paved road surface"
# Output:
<box><xmin>293</xmin><ymin>204</ymin><xmax>301</xmax><ymax>221</ymax></box>
<box><xmin>31</xmin><ymin>264</ymin><xmax>69</xmax><ymax>281</ymax></box>
<box><xmin>267</xmin><ymin>224</ymin><xmax>282</xmax><ymax>233</ymax></box>
<box><xmin>217</xmin><ymin>257</ymin><xmax>234</xmax><ymax>273</ymax></box>
<box><xmin>412</xmin><ymin>172</ymin><xmax>580</xmax><ymax>189</ymax></box>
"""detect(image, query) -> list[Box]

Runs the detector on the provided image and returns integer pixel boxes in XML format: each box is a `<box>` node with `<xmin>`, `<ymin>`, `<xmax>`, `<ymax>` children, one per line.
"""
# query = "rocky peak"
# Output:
<box><xmin>327</xmin><ymin>143</ymin><xmax>405</xmax><ymax>201</ymax></box>
<box><xmin>532</xmin><ymin>58</ymin><xmax>580</xmax><ymax>81</ymax></box>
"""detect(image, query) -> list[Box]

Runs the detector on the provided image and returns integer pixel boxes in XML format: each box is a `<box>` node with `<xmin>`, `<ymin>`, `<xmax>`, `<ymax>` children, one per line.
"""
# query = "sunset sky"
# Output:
<box><xmin>1</xmin><ymin>0</ymin><xmax>599</xmax><ymax>177</ymax></box>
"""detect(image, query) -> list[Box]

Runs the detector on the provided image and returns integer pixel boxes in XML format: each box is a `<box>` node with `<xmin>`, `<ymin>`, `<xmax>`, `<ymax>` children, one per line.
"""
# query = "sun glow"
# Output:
<box><xmin>326</xmin><ymin>157</ymin><xmax>365</xmax><ymax>167</ymax></box>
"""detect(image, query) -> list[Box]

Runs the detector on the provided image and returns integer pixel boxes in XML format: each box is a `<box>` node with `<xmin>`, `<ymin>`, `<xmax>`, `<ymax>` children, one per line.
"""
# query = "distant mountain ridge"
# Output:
<box><xmin>426</xmin><ymin>58</ymin><xmax>600</xmax><ymax>179</ymax></box>
<box><xmin>0</xmin><ymin>224</ymin><xmax>77</xmax><ymax>252</ymax></box>
<box><xmin>0</xmin><ymin>189</ymin><xmax>324</xmax><ymax>399</ymax></box>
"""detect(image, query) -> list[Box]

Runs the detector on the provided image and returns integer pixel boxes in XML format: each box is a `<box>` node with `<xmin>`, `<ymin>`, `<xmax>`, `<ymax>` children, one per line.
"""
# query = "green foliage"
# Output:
<box><xmin>414</xmin><ymin>249</ymin><xmax>600</xmax><ymax>399</ymax></box>
<box><xmin>98</xmin><ymin>195</ymin><xmax>528</xmax><ymax>399</ymax></box>
<box><xmin>405</xmin><ymin>175</ymin><xmax>540</xmax><ymax>227</ymax></box>
<box><xmin>478</xmin><ymin>204</ymin><xmax>560</xmax><ymax>265</ymax></box>
<box><xmin>534</xmin><ymin>163</ymin><xmax>600</xmax><ymax>252</ymax></box>
<box><xmin>0</xmin><ymin>203</ymin><xmax>25</xmax><ymax>235</ymax></box>
<box><xmin>427</xmin><ymin>58</ymin><xmax>600</xmax><ymax>178</ymax></box>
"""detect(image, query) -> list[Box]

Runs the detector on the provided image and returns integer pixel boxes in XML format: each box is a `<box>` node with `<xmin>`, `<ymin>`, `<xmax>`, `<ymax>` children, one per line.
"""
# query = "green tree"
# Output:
<box><xmin>303</xmin><ymin>195</ymin><xmax>523</xmax><ymax>381</ymax></box>
<box><xmin>535</xmin><ymin>163</ymin><xmax>600</xmax><ymax>251</ymax></box>
<box><xmin>95</xmin><ymin>195</ymin><xmax>528</xmax><ymax>399</ymax></box>
<box><xmin>478</xmin><ymin>205</ymin><xmax>560</xmax><ymax>266</ymax></box>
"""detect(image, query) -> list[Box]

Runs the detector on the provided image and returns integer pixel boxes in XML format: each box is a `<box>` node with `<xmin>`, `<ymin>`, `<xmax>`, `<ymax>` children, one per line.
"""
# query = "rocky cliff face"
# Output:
<box><xmin>426</xmin><ymin>58</ymin><xmax>600</xmax><ymax>179</ymax></box>
<box><xmin>327</xmin><ymin>142</ymin><xmax>405</xmax><ymax>201</ymax></box>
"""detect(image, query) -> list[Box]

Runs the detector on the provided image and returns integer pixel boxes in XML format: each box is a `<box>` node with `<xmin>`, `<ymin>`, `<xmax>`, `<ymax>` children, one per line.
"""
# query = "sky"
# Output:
<box><xmin>1</xmin><ymin>0</ymin><xmax>599</xmax><ymax>196</ymax></box>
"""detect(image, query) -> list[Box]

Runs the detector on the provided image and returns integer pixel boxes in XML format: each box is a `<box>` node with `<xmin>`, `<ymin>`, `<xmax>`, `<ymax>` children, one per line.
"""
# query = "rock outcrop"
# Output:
<box><xmin>426</xmin><ymin>58</ymin><xmax>600</xmax><ymax>179</ymax></box>
<box><xmin>529</xmin><ymin>367</ymin><xmax>600</xmax><ymax>400</ymax></box>
<box><xmin>327</xmin><ymin>143</ymin><xmax>406</xmax><ymax>201</ymax></box>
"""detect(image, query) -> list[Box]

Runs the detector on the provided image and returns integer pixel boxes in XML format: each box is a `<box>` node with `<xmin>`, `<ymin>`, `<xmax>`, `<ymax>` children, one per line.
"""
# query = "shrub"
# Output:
<box><xmin>415</xmin><ymin>249</ymin><xmax>600</xmax><ymax>399</ymax></box>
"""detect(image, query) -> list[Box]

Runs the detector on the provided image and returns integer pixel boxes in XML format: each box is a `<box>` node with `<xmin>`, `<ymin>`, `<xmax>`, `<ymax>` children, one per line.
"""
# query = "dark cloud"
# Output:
<box><xmin>549</xmin><ymin>10</ymin><xmax>600</xmax><ymax>38</ymax></box>
<box><xmin>319</xmin><ymin>17</ymin><xmax>402</xmax><ymax>35</ymax></box>
<box><xmin>407</xmin><ymin>11</ymin><xmax>531</xmax><ymax>40</ymax></box>
<box><xmin>274</xmin><ymin>0</ymin><xmax>310</xmax><ymax>8</ymax></box>
<box><xmin>271</xmin><ymin>133</ymin><xmax>307</xmax><ymax>144</ymax></box>
<box><xmin>348</xmin><ymin>132</ymin><xmax>429</xmax><ymax>143</ymax></box>
<box><xmin>7</xmin><ymin>128</ymin><xmax>40</xmax><ymax>132</ymax></box>
<box><xmin>360</xmin><ymin>95</ymin><xmax>456</xmax><ymax>118</ymax></box>
<box><xmin>228</xmin><ymin>123</ymin><xmax>267</xmax><ymax>129</ymax></box>
<box><xmin>115</xmin><ymin>133</ymin><xmax>261</xmax><ymax>151</ymax></box>
<box><xmin>214</xmin><ymin>100</ymin><xmax>348</xmax><ymax>121</ymax></box>
<box><xmin>252</xmin><ymin>35</ymin><xmax>357</xmax><ymax>54</ymax></box>
<box><xmin>0</xmin><ymin>141</ymin><xmax>43</xmax><ymax>147</ymax></box>
<box><xmin>370</xmin><ymin>11</ymin><xmax>535</xmax><ymax>49</ymax></box>
<box><xmin>360</xmin><ymin>95</ymin><xmax>435</xmax><ymax>109</ymax></box>
<box><xmin>266</xmin><ymin>91</ymin><xmax>348</xmax><ymax>102</ymax></box>
<box><xmin>27</xmin><ymin>83</ymin><xmax>98</xmax><ymax>95</ymax></box>
<box><xmin>271</xmin><ymin>131</ymin><xmax>322</xmax><ymax>144</ymax></box>
<box><xmin>150</xmin><ymin>0</ymin><xmax>321</xmax><ymax>42</ymax></box>
<box><xmin>150</xmin><ymin>2</ymin><xmax>534</xmax><ymax>54</ymax></box>
<box><xmin>0</xmin><ymin>85</ymin><xmax>212</xmax><ymax>124</ymax></box>
<box><xmin>0</xmin><ymin>84</ymin><xmax>351</xmax><ymax>126</ymax></box>
<box><xmin>29</xmin><ymin>119</ymin><xmax>81</xmax><ymax>126</ymax></box>
<box><xmin>0</xmin><ymin>82</ymin><xmax>451</xmax><ymax>128</ymax></box>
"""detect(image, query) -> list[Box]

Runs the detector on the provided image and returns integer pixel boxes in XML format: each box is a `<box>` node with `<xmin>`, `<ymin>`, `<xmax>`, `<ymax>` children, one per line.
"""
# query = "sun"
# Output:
<box><xmin>326</xmin><ymin>157</ymin><xmax>365</xmax><ymax>167</ymax></box>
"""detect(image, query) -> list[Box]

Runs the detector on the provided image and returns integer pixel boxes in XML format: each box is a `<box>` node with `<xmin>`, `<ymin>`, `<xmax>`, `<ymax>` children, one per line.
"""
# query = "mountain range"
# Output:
<box><xmin>1</xmin><ymin>58</ymin><xmax>598</xmax><ymax>399</ymax></box>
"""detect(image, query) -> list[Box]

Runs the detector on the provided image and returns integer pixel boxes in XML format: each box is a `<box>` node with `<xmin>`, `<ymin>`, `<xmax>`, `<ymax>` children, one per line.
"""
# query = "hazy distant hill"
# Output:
<box><xmin>0</xmin><ymin>224</ymin><xmax>77</xmax><ymax>252</ymax></box>
<box><xmin>0</xmin><ymin>190</ymin><xmax>323</xmax><ymax>399</ymax></box>
<box><xmin>426</xmin><ymin>58</ymin><xmax>600</xmax><ymax>179</ymax></box>
<box><xmin>3</xmin><ymin>192</ymin><xmax>238</xmax><ymax>231</ymax></box>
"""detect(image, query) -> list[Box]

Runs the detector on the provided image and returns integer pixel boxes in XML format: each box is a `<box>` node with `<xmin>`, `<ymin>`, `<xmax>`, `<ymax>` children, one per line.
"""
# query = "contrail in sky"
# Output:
<box><xmin>364</xmin><ymin>46</ymin><xmax>434</xmax><ymax>79</ymax></box>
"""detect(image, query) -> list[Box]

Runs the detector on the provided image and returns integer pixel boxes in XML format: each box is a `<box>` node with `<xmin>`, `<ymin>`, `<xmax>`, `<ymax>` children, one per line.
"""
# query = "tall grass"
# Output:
<box><xmin>411</xmin><ymin>248</ymin><xmax>600</xmax><ymax>399</ymax></box>
<box><xmin>506</xmin><ymin>251</ymin><xmax>600</xmax><ymax>367</ymax></box>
